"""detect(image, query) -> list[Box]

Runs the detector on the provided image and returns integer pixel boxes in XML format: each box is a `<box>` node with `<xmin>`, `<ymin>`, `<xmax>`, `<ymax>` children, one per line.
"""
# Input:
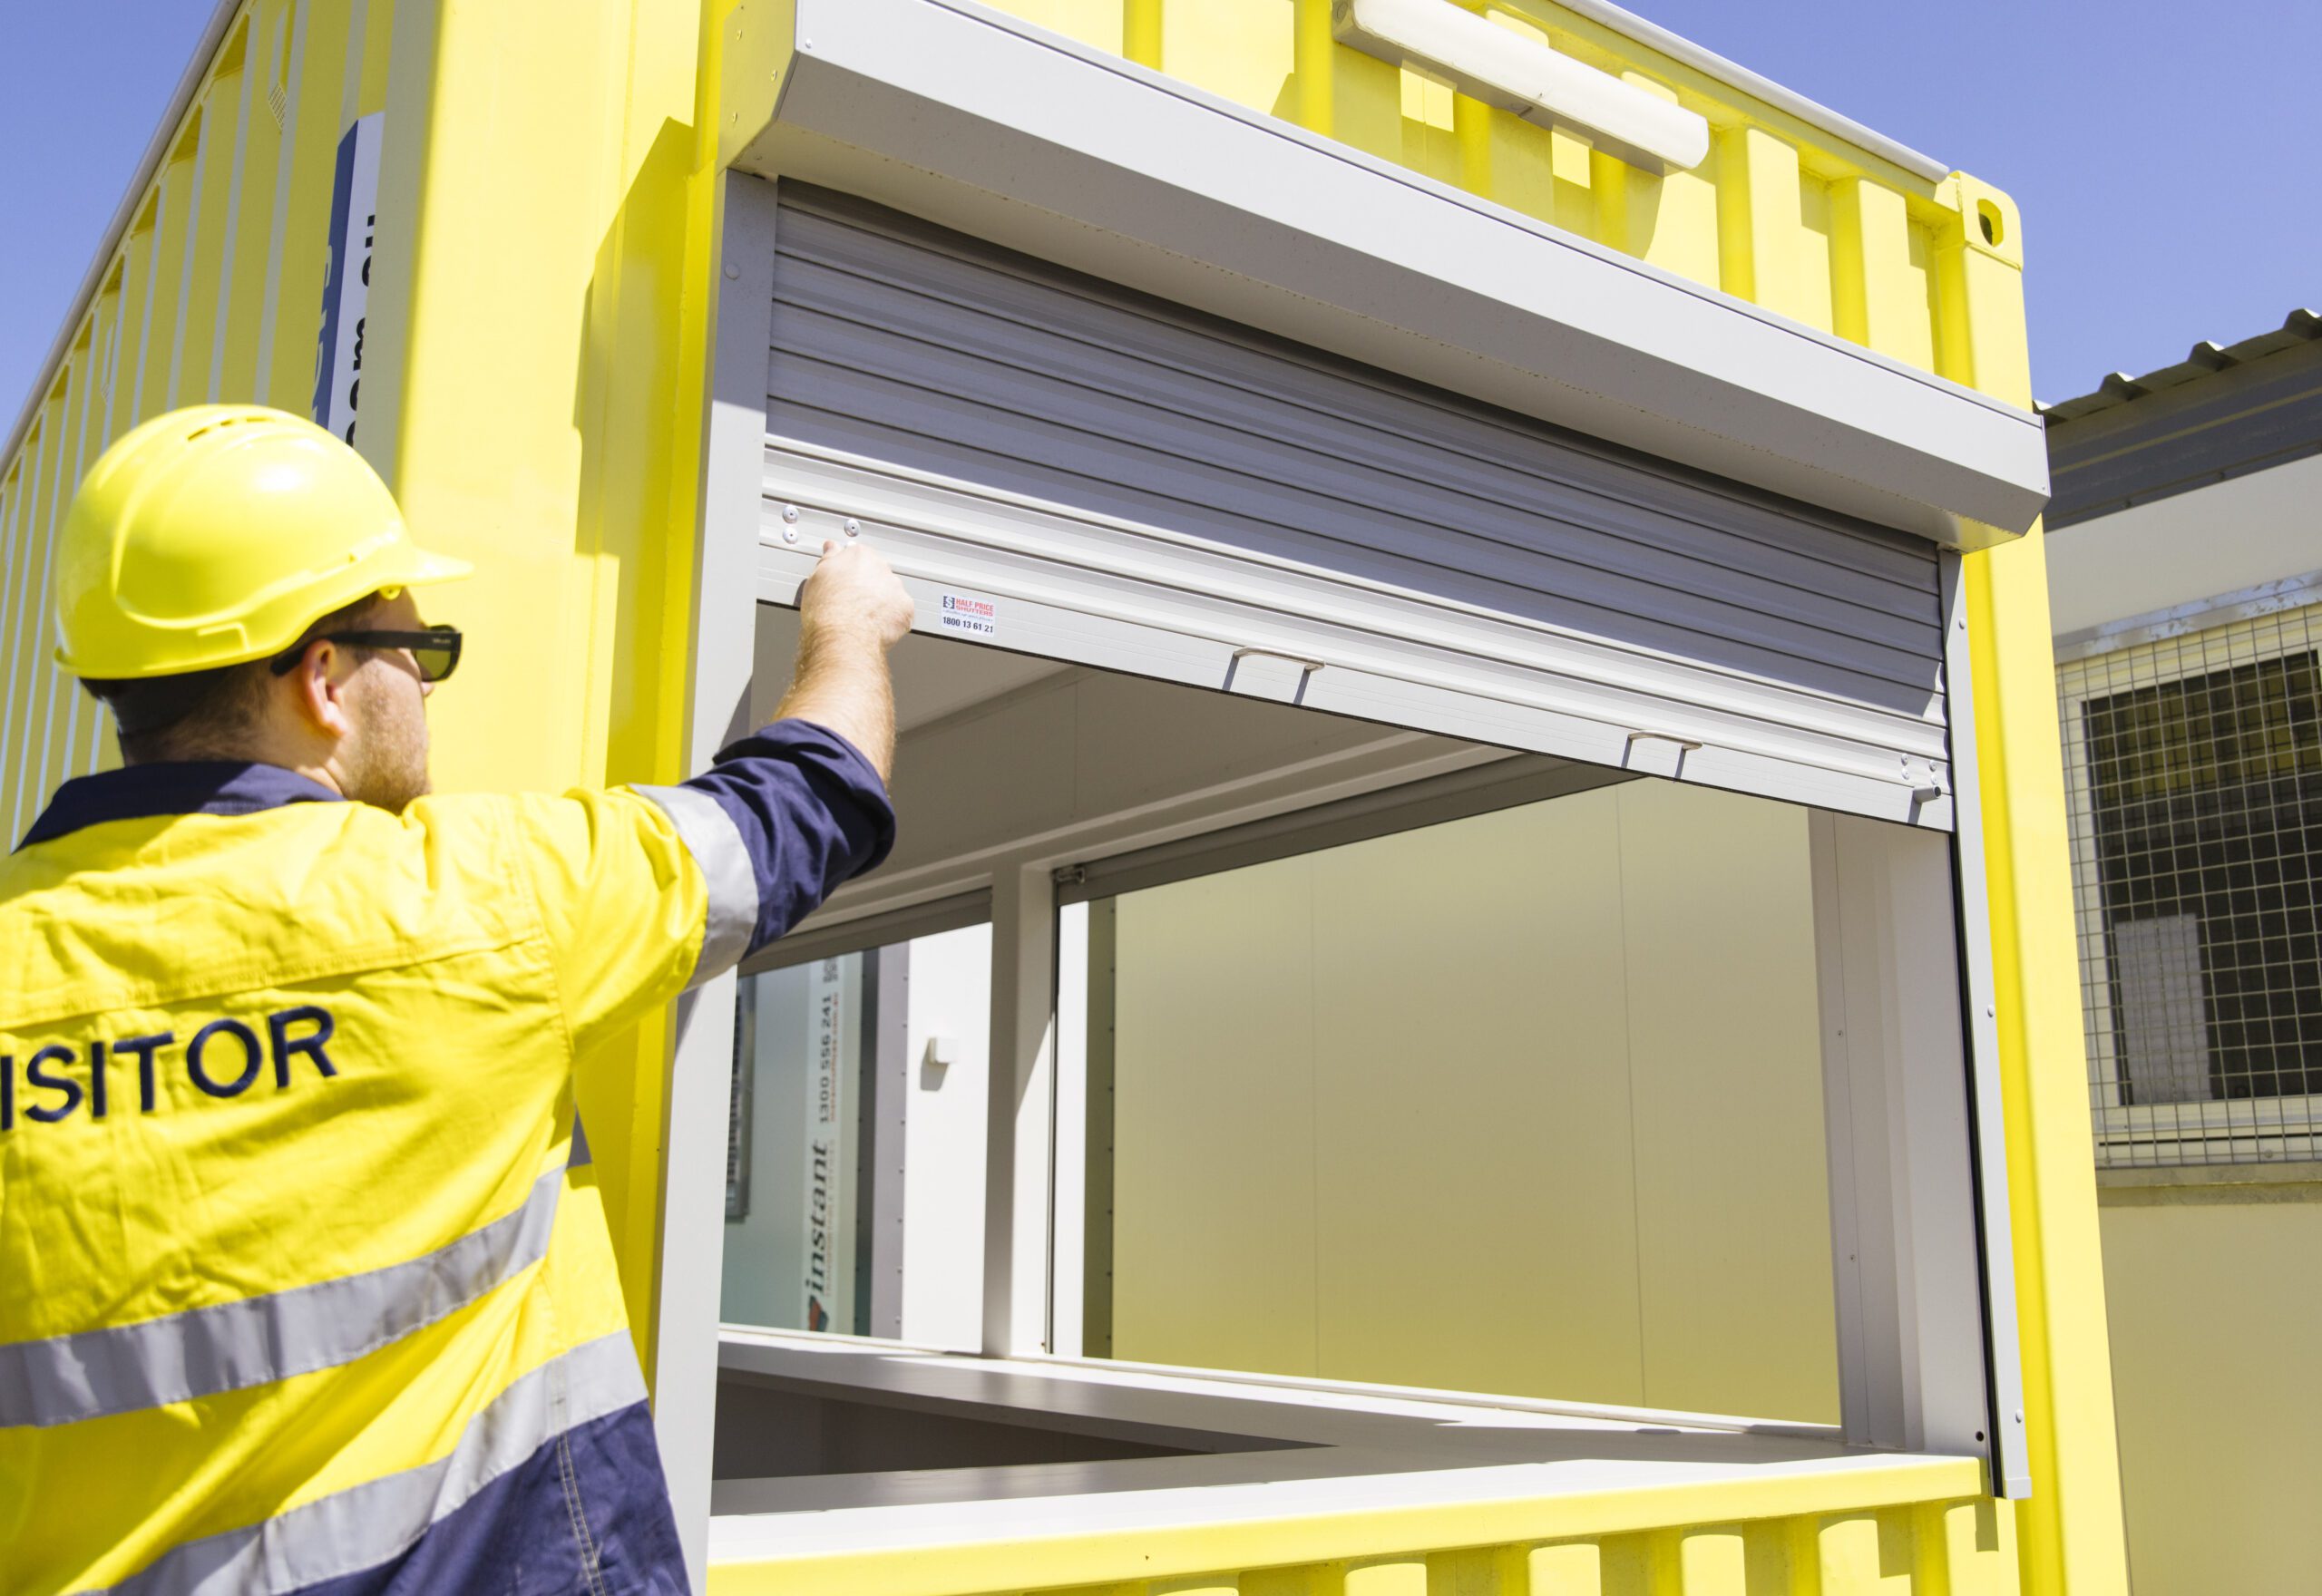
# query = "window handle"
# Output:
<box><xmin>1624</xmin><ymin>730</ymin><xmax>1704</xmax><ymax>753</ymax></box>
<box><xmin>1231</xmin><ymin>647</ymin><xmax>1326</xmax><ymax>675</ymax></box>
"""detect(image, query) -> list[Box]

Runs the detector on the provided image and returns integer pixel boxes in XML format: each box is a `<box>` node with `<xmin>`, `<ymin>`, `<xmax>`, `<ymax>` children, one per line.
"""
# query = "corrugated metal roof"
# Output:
<box><xmin>2041</xmin><ymin>307</ymin><xmax>2322</xmax><ymax>422</ymax></box>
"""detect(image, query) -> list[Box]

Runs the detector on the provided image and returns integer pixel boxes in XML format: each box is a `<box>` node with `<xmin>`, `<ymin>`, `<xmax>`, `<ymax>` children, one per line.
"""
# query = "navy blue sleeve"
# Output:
<box><xmin>671</xmin><ymin>719</ymin><xmax>896</xmax><ymax>959</ymax></box>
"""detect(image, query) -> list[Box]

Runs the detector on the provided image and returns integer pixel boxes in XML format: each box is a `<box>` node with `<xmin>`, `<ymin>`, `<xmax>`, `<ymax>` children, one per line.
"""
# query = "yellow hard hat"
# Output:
<box><xmin>53</xmin><ymin>404</ymin><xmax>471</xmax><ymax>679</ymax></box>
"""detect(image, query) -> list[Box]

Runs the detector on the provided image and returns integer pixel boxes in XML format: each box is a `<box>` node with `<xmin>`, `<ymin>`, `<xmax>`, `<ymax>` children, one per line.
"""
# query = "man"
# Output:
<box><xmin>0</xmin><ymin>405</ymin><xmax>913</xmax><ymax>1594</ymax></box>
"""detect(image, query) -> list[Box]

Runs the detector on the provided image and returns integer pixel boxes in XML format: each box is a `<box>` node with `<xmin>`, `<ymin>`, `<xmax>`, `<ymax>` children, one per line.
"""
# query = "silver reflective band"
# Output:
<box><xmin>0</xmin><ymin>1167</ymin><xmax>562</xmax><ymax>1430</ymax></box>
<box><xmin>634</xmin><ymin>783</ymin><xmax>758</xmax><ymax>985</ymax></box>
<box><xmin>93</xmin><ymin>1330</ymin><xmax>649</xmax><ymax>1596</ymax></box>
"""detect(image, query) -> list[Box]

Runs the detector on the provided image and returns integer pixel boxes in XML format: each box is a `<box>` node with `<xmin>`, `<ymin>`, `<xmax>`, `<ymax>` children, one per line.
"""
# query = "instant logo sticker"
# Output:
<box><xmin>939</xmin><ymin>593</ymin><xmax>997</xmax><ymax>639</ymax></box>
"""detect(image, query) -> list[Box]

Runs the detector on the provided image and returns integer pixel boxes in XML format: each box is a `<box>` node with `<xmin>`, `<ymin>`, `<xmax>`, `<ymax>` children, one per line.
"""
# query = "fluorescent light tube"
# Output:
<box><xmin>1332</xmin><ymin>0</ymin><xmax>1711</xmax><ymax>174</ymax></box>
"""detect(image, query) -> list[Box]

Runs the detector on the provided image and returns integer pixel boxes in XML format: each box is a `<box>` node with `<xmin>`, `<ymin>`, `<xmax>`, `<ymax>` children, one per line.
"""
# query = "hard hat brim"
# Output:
<box><xmin>405</xmin><ymin>547</ymin><xmax>474</xmax><ymax>586</ymax></box>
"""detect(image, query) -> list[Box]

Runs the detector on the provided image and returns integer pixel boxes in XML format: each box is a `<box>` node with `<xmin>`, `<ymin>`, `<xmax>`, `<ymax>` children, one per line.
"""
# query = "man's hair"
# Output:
<box><xmin>82</xmin><ymin>592</ymin><xmax>388</xmax><ymax>765</ymax></box>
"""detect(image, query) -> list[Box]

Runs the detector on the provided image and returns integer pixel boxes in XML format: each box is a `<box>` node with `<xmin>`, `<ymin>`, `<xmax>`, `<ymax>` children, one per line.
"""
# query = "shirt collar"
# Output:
<box><xmin>16</xmin><ymin>762</ymin><xmax>346</xmax><ymax>851</ymax></box>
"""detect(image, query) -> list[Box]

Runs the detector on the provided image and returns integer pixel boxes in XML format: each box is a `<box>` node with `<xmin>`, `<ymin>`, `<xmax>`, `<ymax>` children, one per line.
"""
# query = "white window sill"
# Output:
<box><xmin>707</xmin><ymin>1329</ymin><xmax>1984</xmax><ymax>1564</ymax></box>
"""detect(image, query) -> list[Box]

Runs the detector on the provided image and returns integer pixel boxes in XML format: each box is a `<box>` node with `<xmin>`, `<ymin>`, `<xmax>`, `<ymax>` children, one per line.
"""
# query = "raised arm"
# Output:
<box><xmin>771</xmin><ymin>540</ymin><xmax>916</xmax><ymax>782</ymax></box>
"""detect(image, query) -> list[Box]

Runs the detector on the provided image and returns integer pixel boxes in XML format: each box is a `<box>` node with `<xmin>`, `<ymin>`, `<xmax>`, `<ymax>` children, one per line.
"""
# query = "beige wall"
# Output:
<box><xmin>2099</xmin><ymin>1182</ymin><xmax>2322</xmax><ymax>1594</ymax></box>
<box><xmin>2044</xmin><ymin>453</ymin><xmax>2322</xmax><ymax>637</ymax></box>
<box><xmin>1107</xmin><ymin>779</ymin><xmax>1840</xmax><ymax>1423</ymax></box>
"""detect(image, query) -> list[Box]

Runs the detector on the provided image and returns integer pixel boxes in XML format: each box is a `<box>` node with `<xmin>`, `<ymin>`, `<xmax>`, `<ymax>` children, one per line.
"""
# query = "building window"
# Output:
<box><xmin>2061</xmin><ymin>608</ymin><xmax>2322</xmax><ymax>1166</ymax></box>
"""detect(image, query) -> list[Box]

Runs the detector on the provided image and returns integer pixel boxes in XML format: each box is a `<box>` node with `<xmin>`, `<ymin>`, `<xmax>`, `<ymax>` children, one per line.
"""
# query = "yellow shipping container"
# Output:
<box><xmin>0</xmin><ymin>2</ymin><xmax>2125</xmax><ymax>1591</ymax></box>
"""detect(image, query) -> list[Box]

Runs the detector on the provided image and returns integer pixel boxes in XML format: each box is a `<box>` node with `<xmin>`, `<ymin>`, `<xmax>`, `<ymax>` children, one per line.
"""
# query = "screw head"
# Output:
<box><xmin>843</xmin><ymin>519</ymin><xmax>860</xmax><ymax>537</ymax></box>
<box><xmin>783</xmin><ymin>525</ymin><xmax>798</xmax><ymax>544</ymax></box>
<box><xmin>723</xmin><ymin>264</ymin><xmax>740</xmax><ymax>281</ymax></box>
<box><xmin>781</xmin><ymin>504</ymin><xmax>800</xmax><ymax>523</ymax></box>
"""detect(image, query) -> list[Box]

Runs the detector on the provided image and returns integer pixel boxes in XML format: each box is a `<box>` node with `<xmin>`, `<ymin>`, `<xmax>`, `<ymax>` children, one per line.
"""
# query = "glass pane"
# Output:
<box><xmin>1073</xmin><ymin>778</ymin><xmax>1839</xmax><ymax>1424</ymax></box>
<box><xmin>721</xmin><ymin>926</ymin><xmax>992</xmax><ymax>1345</ymax></box>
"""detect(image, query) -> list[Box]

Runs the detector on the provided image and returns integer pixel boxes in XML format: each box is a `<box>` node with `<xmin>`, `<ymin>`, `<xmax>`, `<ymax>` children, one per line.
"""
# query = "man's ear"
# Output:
<box><xmin>284</xmin><ymin>640</ymin><xmax>359</xmax><ymax>741</ymax></box>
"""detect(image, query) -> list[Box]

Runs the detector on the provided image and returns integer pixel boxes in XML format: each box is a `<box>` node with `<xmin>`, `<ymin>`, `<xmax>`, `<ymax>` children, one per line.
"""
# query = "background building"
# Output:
<box><xmin>2044</xmin><ymin>310</ymin><xmax>2322</xmax><ymax>1594</ymax></box>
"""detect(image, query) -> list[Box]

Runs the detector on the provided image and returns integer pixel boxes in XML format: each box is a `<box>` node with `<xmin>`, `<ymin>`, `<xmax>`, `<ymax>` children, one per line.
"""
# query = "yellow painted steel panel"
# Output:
<box><xmin>258</xmin><ymin>0</ymin><xmax>357</xmax><ymax>408</ymax></box>
<box><xmin>1003</xmin><ymin>0</ymin><xmax>1125</xmax><ymax>55</ymax></box>
<box><xmin>1344</xmin><ymin>1557</ymin><xmax>1429</xmax><ymax>1596</ymax></box>
<box><xmin>2</xmin><ymin>394</ymin><xmax>68</xmax><ymax>843</ymax></box>
<box><xmin>105</xmin><ymin>200</ymin><xmax>161</xmax><ymax>445</ymax></box>
<box><xmin>0</xmin><ymin>455</ymin><xmax>35</xmax><ymax>836</ymax></box>
<box><xmin>132</xmin><ymin>140</ymin><xmax>199</xmax><ymax>423</ymax></box>
<box><xmin>705</xmin><ymin>1467</ymin><xmax>2011</xmax><ymax>1592</ymax></box>
<box><xmin>353</xmin><ymin>0</ymin><xmax>396</xmax><ymax>120</ymax></box>
<box><xmin>29</xmin><ymin>309</ymin><xmax>110</xmax><ymax>822</ymax></box>
<box><xmin>1156</xmin><ymin>0</ymin><xmax>1293</xmax><ymax>115</ymax></box>
<box><xmin>977</xmin><ymin>0</ymin><xmax>2008</xmax><ymax>384</ymax></box>
<box><xmin>213</xmin><ymin>3</ymin><xmax>290</xmax><ymax>403</ymax></box>
<box><xmin>167</xmin><ymin>54</ymin><xmax>246</xmax><ymax>409</ymax></box>
<box><xmin>1939</xmin><ymin>178</ymin><xmax>2132</xmax><ymax>1592</ymax></box>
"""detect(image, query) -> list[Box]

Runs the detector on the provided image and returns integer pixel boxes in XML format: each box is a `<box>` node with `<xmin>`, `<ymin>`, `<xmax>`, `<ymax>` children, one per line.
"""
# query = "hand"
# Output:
<box><xmin>798</xmin><ymin>540</ymin><xmax>914</xmax><ymax>648</ymax></box>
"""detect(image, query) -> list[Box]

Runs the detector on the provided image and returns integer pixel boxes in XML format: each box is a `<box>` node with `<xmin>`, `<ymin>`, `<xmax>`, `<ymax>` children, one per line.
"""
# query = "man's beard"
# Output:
<box><xmin>340</xmin><ymin>672</ymin><xmax>433</xmax><ymax>813</ymax></box>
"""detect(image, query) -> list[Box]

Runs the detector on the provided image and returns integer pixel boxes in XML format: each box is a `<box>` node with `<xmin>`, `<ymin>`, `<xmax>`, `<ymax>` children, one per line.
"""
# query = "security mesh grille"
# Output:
<box><xmin>2059</xmin><ymin>605</ymin><xmax>2322</xmax><ymax>1166</ymax></box>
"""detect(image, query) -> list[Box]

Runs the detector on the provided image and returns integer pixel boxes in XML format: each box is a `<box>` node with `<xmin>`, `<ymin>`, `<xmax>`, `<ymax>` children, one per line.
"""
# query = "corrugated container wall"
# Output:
<box><xmin>0</xmin><ymin>2</ymin><xmax>2122</xmax><ymax>1591</ymax></box>
<box><xmin>983</xmin><ymin>0</ymin><xmax>2026</xmax><ymax>388</ymax></box>
<box><xmin>1</xmin><ymin>0</ymin><xmax>395</xmax><ymax>832</ymax></box>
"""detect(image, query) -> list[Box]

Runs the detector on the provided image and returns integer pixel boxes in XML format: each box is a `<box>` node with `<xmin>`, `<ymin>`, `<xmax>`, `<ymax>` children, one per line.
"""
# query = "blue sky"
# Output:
<box><xmin>2</xmin><ymin>0</ymin><xmax>2314</xmax><ymax>432</ymax></box>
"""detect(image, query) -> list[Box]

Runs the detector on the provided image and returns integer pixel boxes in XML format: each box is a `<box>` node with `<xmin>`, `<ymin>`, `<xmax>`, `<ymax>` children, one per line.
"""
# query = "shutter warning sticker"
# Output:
<box><xmin>938</xmin><ymin>593</ymin><xmax>997</xmax><ymax>639</ymax></box>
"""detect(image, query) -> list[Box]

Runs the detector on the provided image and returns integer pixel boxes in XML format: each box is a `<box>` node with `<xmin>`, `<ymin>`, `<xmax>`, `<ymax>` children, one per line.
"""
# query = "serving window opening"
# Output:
<box><xmin>706</xmin><ymin>612</ymin><xmax>1996</xmax><ymax>1508</ymax></box>
<box><xmin>685</xmin><ymin>173</ymin><xmax>2021</xmax><ymax>1532</ymax></box>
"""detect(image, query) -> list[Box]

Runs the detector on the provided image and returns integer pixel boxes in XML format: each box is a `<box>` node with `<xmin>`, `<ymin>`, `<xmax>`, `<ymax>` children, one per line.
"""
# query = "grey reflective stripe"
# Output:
<box><xmin>0</xmin><ymin>1167</ymin><xmax>563</xmax><ymax>1430</ymax></box>
<box><xmin>634</xmin><ymin>782</ymin><xmax>758</xmax><ymax>984</ymax></box>
<box><xmin>93</xmin><ymin>1329</ymin><xmax>648</xmax><ymax>1596</ymax></box>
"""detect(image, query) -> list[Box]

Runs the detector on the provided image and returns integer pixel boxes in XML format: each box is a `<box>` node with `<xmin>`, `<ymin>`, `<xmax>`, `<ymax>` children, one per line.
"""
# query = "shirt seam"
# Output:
<box><xmin>0</xmin><ymin>929</ymin><xmax>539</xmax><ymax>1033</ymax></box>
<box><xmin>505</xmin><ymin>797</ymin><xmax>590</xmax><ymax>1079</ymax></box>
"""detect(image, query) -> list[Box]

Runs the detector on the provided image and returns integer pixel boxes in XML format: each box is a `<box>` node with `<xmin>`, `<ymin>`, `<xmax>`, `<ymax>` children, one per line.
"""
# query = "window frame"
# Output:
<box><xmin>657</xmin><ymin>172</ymin><xmax>2032</xmax><ymax>1582</ymax></box>
<box><xmin>2055</xmin><ymin>591</ymin><xmax>2322</xmax><ymax>1167</ymax></box>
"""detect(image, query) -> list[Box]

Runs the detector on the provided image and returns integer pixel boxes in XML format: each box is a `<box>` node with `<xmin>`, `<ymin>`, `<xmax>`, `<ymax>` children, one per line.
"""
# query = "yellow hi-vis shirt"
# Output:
<box><xmin>0</xmin><ymin>727</ymin><xmax>894</xmax><ymax>1595</ymax></box>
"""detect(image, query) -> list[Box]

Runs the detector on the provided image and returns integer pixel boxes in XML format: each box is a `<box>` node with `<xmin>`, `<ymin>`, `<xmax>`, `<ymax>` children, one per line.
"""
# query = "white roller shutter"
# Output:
<box><xmin>754</xmin><ymin>187</ymin><xmax>1954</xmax><ymax>828</ymax></box>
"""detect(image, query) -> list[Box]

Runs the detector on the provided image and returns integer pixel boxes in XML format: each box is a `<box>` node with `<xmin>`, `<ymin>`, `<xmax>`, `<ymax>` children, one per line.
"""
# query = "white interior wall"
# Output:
<box><xmin>1108</xmin><ymin>781</ymin><xmax>1839</xmax><ymax>1422</ymax></box>
<box><xmin>898</xmin><ymin>924</ymin><xmax>993</xmax><ymax>1350</ymax></box>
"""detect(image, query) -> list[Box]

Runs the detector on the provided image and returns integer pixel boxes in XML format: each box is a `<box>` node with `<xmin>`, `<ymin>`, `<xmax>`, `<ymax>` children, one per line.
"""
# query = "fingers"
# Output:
<box><xmin>795</xmin><ymin>538</ymin><xmax>914</xmax><ymax>647</ymax></box>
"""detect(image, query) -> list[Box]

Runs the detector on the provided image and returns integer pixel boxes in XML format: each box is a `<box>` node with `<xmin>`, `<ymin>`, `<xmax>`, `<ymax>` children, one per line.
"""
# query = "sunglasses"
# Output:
<box><xmin>270</xmin><ymin>624</ymin><xmax>463</xmax><ymax>684</ymax></box>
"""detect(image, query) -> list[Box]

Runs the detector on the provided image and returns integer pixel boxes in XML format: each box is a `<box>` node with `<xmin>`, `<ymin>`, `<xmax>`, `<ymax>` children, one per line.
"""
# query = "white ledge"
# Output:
<box><xmin>707</xmin><ymin>1331</ymin><xmax>1979</xmax><ymax>1564</ymax></box>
